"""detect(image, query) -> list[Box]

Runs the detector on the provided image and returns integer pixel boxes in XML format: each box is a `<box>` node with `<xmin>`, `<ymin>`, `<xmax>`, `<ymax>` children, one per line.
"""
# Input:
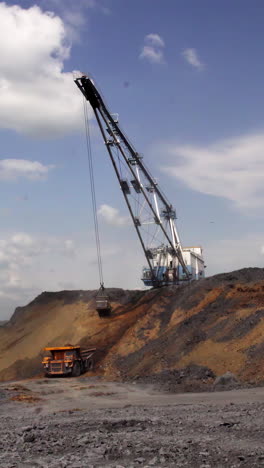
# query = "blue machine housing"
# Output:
<box><xmin>142</xmin><ymin>266</ymin><xmax>169</xmax><ymax>286</ymax></box>
<box><xmin>142</xmin><ymin>264</ymin><xmax>193</xmax><ymax>287</ymax></box>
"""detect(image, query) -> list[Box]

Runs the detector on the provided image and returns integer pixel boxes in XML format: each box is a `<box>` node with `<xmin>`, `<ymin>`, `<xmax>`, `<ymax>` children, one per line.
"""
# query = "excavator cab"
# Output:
<box><xmin>96</xmin><ymin>286</ymin><xmax>112</xmax><ymax>317</ymax></box>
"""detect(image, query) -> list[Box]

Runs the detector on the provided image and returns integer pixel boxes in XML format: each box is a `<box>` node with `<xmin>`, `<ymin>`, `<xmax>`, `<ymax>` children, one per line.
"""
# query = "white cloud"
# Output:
<box><xmin>145</xmin><ymin>34</ymin><xmax>165</xmax><ymax>48</ymax></box>
<box><xmin>98</xmin><ymin>204</ymin><xmax>130</xmax><ymax>226</ymax></box>
<box><xmin>0</xmin><ymin>229</ymin><xmax>145</xmax><ymax>319</ymax></box>
<box><xmin>0</xmin><ymin>232</ymin><xmax>78</xmax><ymax>310</ymax></box>
<box><xmin>139</xmin><ymin>33</ymin><xmax>165</xmax><ymax>64</ymax></box>
<box><xmin>182</xmin><ymin>48</ymin><xmax>203</xmax><ymax>70</ymax></box>
<box><xmin>63</xmin><ymin>239</ymin><xmax>76</xmax><ymax>257</ymax></box>
<box><xmin>0</xmin><ymin>159</ymin><xmax>54</xmax><ymax>180</ymax></box>
<box><xmin>64</xmin><ymin>239</ymin><xmax>75</xmax><ymax>250</ymax></box>
<box><xmin>0</xmin><ymin>3</ymin><xmax>86</xmax><ymax>137</ymax></box>
<box><xmin>161</xmin><ymin>131</ymin><xmax>264</xmax><ymax>211</ymax></box>
<box><xmin>11</xmin><ymin>233</ymin><xmax>34</xmax><ymax>247</ymax></box>
<box><xmin>0</xmin><ymin>233</ymin><xmax>77</xmax><ymax>271</ymax></box>
<box><xmin>43</xmin><ymin>0</ymin><xmax>111</xmax><ymax>41</ymax></box>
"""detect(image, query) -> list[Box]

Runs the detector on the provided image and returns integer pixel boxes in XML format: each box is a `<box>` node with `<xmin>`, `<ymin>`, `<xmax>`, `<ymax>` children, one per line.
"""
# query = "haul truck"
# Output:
<box><xmin>42</xmin><ymin>346</ymin><xmax>96</xmax><ymax>377</ymax></box>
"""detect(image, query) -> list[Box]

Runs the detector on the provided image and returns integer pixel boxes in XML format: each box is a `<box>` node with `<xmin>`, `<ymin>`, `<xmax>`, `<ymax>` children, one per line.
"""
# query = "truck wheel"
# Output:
<box><xmin>72</xmin><ymin>362</ymin><xmax>81</xmax><ymax>377</ymax></box>
<box><xmin>87</xmin><ymin>359</ymin><xmax>94</xmax><ymax>371</ymax></box>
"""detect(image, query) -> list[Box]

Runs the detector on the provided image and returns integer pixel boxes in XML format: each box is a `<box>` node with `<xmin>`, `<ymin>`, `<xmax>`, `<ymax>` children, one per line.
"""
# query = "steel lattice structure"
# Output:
<box><xmin>75</xmin><ymin>76</ymin><xmax>191</xmax><ymax>287</ymax></box>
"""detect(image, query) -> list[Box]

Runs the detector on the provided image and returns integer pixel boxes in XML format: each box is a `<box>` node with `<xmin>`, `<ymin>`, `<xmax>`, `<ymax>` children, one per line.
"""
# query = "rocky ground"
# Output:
<box><xmin>2</xmin><ymin>379</ymin><xmax>264</xmax><ymax>467</ymax></box>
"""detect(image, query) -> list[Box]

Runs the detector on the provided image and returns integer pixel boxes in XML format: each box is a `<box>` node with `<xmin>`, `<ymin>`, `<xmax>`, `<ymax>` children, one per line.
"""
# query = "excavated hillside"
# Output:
<box><xmin>1</xmin><ymin>267</ymin><xmax>264</xmax><ymax>385</ymax></box>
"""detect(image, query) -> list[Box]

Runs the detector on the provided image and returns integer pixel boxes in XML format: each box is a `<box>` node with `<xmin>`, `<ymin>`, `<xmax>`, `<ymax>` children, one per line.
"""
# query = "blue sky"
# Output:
<box><xmin>0</xmin><ymin>0</ymin><xmax>264</xmax><ymax>318</ymax></box>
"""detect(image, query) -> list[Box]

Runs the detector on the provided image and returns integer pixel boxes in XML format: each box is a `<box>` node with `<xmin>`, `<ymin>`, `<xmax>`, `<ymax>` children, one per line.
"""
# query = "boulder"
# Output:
<box><xmin>213</xmin><ymin>371</ymin><xmax>240</xmax><ymax>390</ymax></box>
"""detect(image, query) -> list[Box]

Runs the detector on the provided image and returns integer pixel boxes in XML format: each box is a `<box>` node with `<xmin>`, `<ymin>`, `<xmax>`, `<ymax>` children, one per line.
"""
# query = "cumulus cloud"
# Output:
<box><xmin>63</xmin><ymin>239</ymin><xmax>76</xmax><ymax>257</ymax></box>
<box><xmin>43</xmin><ymin>0</ymin><xmax>110</xmax><ymax>42</ymax></box>
<box><xmin>11</xmin><ymin>233</ymin><xmax>34</xmax><ymax>247</ymax></box>
<box><xmin>139</xmin><ymin>33</ymin><xmax>165</xmax><ymax>64</ymax></box>
<box><xmin>145</xmin><ymin>34</ymin><xmax>165</xmax><ymax>48</ymax></box>
<box><xmin>182</xmin><ymin>48</ymin><xmax>204</xmax><ymax>69</ymax></box>
<box><xmin>0</xmin><ymin>159</ymin><xmax>54</xmax><ymax>180</ymax></box>
<box><xmin>0</xmin><ymin>233</ymin><xmax>76</xmax><ymax>270</ymax></box>
<box><xmin>98</xmin><ymin>204</ymin><xmax>130</xmax><ymax>226</ymax></box>
<box><xmin>161</xmin><ymin>132</ymin><xmax>264</xmax><ymax>211</ymax></box>
<box><xmin>0</xmin><ymin>232</ymin><xmax>77</xmax><ymax>313</ymax></box>
<box><xmin>0</xmin><ymin>3</ymin><xmax>86</xmax><ymax>137</ymax></box>
<box><xmin>0</xmin><ymin>229</ymin><xmax>145</xmax><ymax>319</ymax></box>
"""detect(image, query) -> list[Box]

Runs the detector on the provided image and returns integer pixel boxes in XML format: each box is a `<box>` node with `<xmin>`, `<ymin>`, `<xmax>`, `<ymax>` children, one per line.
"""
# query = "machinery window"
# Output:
<box><xmin>65</xmin><ymin>350</ymin><xmax>76</xmax><ymax>357</ymax></box>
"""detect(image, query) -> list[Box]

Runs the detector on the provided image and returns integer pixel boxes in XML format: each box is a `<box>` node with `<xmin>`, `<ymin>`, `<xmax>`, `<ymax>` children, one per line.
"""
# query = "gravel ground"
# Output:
<box><xmin>2</xmin><ymin>380</ymin><xmax>264</xmax><ymax>467</ymax></box>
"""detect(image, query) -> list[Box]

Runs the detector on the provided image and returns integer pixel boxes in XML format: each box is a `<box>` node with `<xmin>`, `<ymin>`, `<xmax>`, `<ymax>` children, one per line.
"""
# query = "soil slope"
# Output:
<box><xmin>1</xmin><ymin>267</ymin><xmax>264</xmax><ymax>383</ymax></box>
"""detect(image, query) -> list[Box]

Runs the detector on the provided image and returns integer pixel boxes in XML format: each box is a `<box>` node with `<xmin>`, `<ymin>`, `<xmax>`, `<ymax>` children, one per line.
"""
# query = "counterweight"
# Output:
<box><xmin>75</xmin><ymin>76</ymin><xmax>205</xmax><ymax>287</ymax></box>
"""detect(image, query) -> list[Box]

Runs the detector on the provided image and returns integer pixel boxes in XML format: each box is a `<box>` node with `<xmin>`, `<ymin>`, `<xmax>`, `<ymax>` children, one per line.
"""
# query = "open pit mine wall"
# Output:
<box><xmin>0</xmin><ymin>268</ymin><xmax>264</xmax><ymax>383</ymax></box>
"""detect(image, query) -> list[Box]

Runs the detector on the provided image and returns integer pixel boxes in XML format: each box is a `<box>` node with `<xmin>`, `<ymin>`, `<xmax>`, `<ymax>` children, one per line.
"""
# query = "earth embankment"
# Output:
<box><xmin>1</xmin><ymin>267</ymin><xmax>264</xmax><ymax>384</ymax></box>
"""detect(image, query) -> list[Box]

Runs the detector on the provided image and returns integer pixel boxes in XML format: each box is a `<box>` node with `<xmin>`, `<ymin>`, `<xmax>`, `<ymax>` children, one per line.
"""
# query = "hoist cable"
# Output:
<box><xmin>83</xmin><ymin>99</ymin><xmax>104</xmax><ymax>288</ymax></box>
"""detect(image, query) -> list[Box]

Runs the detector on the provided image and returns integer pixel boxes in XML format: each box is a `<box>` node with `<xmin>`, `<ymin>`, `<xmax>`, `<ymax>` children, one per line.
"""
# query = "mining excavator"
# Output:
<box><xmin>75</xmin><ymin>75</ymin><xmax>205</xmax><ymax>316</ymax></box>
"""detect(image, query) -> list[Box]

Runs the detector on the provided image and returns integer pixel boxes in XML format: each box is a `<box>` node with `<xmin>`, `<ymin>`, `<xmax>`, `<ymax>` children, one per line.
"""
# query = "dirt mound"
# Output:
<box><xmin>213</xmin><ymin>371</ymin><xmax>241</xmax><ymax>391</ymax></box>
<box><xmin>206</xmin><ymin>267</ymin><xmax>264</xmax><ymax>284</ymax></box>
<box><xmin>136</xmin><ymin>364</ymin><xmax>215</xmax><ymax>393</ymax></box>
<box><xmin>1</xmin><ymin>267</ymin><xmax>264</xmax><ymax>384</ymax></box>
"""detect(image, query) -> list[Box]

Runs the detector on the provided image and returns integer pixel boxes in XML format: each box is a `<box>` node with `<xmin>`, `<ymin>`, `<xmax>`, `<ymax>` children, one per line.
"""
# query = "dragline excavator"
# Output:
<box><xmin>75</xmin><ymin>75</ymin><xmax>205</xmax><ymax>298</ymax></box>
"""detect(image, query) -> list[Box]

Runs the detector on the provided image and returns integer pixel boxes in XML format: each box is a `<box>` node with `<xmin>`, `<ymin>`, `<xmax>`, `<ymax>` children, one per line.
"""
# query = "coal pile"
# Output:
<box><xmin>135</xmin><ymin>364</ymin><xmax>215</xmax><ymax>392</ymax></box>
<box><xmin>1</xmin><ymin>267</ymin><xmax>264</xmax><ymax>384</ymax></box>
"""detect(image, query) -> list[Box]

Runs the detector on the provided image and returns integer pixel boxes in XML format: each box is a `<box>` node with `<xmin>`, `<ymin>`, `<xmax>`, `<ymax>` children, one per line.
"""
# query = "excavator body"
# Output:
<box><xmin>75</xmin><ymin>75</ymin><xmax>205</xmax><ymax>289</ymax></box>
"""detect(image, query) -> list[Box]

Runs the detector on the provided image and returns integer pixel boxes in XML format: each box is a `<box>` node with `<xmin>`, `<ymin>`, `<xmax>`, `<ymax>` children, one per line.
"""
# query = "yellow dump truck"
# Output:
<box><xmin>42</xmin><ymin>346</ymin><xmax>96</xmax><ymax>377</ymax></box>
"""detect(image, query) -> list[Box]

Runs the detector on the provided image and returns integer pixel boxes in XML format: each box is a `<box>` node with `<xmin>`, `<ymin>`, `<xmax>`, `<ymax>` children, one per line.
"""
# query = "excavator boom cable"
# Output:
<box><xmin>83</xmin><ymin>99</ymin><xmax>104</xmax><ymax>288</ymax></box>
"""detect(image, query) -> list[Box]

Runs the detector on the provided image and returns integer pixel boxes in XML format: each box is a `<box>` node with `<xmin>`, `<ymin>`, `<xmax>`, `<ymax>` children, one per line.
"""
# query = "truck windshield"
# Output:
<box><xmin>65</xmin><ymin>351</ymin><xmax>75</xmax><ymax>357</ymax></box>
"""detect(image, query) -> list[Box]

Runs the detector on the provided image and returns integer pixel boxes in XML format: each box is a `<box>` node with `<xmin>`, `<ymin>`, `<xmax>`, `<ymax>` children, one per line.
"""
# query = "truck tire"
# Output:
<box><xmin>72</xmin><ymin>362</ymin><xmax>81</xmax><ymax>377</ymax></box>
<box><xmin>87</xmin><ymin>359</ymin><xmax>94</xmax><ymax>371</ymax></box>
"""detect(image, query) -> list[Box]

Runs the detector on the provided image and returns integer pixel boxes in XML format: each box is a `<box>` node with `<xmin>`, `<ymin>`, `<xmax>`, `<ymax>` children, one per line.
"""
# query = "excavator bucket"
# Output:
<box><xmin>96</xmin><ymin>295</ymin><xmax>112</xmax><ymax>317</ymax></box>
